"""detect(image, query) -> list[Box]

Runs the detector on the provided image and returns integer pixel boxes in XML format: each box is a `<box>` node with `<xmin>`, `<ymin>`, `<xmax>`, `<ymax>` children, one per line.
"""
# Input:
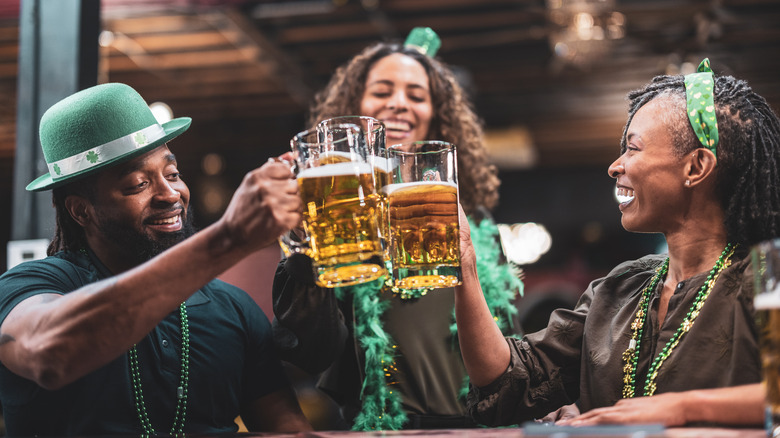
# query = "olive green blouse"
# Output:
<box><xmin>467</xmin><ymin>253</ymin><xmax>761</xmax><ymax>426</ymax></box>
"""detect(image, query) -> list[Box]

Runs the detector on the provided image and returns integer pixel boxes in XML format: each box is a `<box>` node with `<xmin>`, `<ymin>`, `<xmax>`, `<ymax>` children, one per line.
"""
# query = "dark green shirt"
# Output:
<box><xmin>0</xmin><ymin>250</ymin><xmax>288</xmax><ymax>436</ymax></box>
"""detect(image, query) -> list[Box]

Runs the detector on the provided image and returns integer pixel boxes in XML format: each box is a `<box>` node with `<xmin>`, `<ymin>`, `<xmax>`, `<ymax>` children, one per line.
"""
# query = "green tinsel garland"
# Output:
<box><xmin>336</xmin><ymin>215</ymin><xmax>524</xmax><ymax>431</ymax></box>
<box><xmin>334</xmin><ymin>278</ymin><xmax>407</xmax><ymax>431</ymax></box>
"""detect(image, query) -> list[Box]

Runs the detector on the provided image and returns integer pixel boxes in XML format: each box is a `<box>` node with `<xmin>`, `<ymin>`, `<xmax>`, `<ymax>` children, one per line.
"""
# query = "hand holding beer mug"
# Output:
<box><xmin>385</xmin><ymin>141</ymin><xmax>461</xmax><ymax>289</ymax></box>
<box><xmin>279</xmin><ymin>124</ymin><xmax>387</xmax><ymax>288</ymax></box>
<box><xmin>753</xmin><ymin>238</ymin><xmax>780</xmax><ymax>435</ymax></box>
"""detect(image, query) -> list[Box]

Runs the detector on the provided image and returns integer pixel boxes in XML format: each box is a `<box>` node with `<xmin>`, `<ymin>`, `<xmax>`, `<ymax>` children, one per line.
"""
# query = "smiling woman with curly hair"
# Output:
<box><xmin>307</xmin><ymin>41</ymin><xmax>499</xmax><ymax>216</ymax></box>
<box><xmin>273</xmin><ymin>30</ymin><xmax>522</xmax><ymax>431</ymax></box>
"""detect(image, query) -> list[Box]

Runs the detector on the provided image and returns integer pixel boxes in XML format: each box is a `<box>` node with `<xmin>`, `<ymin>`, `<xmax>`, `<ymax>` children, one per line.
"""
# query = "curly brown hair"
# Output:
<box><xmin>307</xmin><ymin>41</ymin><xmax>500</xmax><ymax>216</ymax></box>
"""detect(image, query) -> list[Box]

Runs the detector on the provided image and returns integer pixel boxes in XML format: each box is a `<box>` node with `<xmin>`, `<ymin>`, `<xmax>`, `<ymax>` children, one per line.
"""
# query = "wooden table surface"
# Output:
<box><xmin>226</xmin><ymin>425</ymin><xmax>766</xmax><ymax>438</ymax></box>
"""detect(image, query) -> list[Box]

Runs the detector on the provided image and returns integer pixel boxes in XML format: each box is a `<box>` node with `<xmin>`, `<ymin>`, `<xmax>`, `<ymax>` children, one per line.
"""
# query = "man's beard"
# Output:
<box><xmin>95</xmin><ymin>205</ymin><xmax>197</xmax><ymax>265</ymax></box>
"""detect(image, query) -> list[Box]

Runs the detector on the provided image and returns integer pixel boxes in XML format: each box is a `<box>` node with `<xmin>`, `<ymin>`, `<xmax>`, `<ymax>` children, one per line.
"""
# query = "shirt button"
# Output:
<box><xmin>162</xmin><ymin>339</ymin><xmax>169</xmax><ymax>348</ymax></box>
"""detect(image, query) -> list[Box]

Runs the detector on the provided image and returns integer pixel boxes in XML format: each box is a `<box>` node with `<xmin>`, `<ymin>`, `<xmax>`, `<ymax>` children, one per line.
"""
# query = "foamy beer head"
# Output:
<box><xmin>282</xmin><ymin>124</ymin><xmax>387</xmax><ymax>288</ymax></box>
<box><xmin>317</xmin><ymin>116</ymin><xmax>389</xmax><ymax>193</ymax></box>
<box><xmin>315</xmin><ymin>150</ymin><xmax>353</xmax><ymax>165</ymax></box>
<box><xmin>298</xmin><ymin>162</ymin><xmax>382</xmax><ymax>258</ymax></box>
<box><xmin>318</xmin><ymin>118</ymin><xmax>390</xmax><ymax>193</ymax></box>
<box><xmin>386</xmin><ymin>141</ymin><xmax>461</xmax><ymax>290</ymax></box>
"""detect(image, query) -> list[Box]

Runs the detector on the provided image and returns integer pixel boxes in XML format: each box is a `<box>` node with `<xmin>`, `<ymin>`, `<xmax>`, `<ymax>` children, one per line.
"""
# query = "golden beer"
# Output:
<box><xmin>309</xmin><ymin>153</ymin><xmax>390</xmax><ymax>246</ymax></box>
<box><xmin>318</xmin><ymin>151</ymin><xmax>353</xmax><ymax>165</ymax></box>
<box><xmin>372</xmin><ymin>156</ymin><xmax>392</xmax><ymax>255</ymax></box>
<box><xmin>756</xmin><ymin>293</ymin><xmax>780</xmax><ymax>434</ymax></box>
<box><xmin>298</xmin><ymin>161</ymin><xmax>386</xmax><ymax>287</ymax></box>
<box><xmin>385</xmin><ymin>181</ymin><xmax>461</xmax><ymax>289</ymax></box>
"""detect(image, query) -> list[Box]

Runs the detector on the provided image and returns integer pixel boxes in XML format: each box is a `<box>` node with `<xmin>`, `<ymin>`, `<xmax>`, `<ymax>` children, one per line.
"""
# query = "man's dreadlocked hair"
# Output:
<box><xmin>621</xmin><ymin>73</ymin><xmax>780</xmax><ymax>247</ymax></box>
<box><xmin>47</xmin><ymin>175</ymin><xmax>97</xmax><ymax>256</ymax></box>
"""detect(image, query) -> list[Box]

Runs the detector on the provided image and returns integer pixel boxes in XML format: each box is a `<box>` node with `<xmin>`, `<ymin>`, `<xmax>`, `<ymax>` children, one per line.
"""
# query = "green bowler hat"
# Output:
<box><xmin>26</xmin><ymin>82</ymin><xmax>192</xmax><ymax>191</ymax></box>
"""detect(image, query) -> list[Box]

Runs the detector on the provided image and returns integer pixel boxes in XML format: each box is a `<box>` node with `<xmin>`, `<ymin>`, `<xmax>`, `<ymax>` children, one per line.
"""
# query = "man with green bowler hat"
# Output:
<box><xmin>0</xmin><ymin>83</ymin><xmax>311</xmax><ymax>435</ymax></box>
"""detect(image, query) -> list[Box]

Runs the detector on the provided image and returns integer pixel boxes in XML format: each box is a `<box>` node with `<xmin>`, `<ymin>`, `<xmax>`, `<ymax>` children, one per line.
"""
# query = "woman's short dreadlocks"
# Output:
<box><xmin>621</xmin><ymin>73</ymin><xmax>780</xmax><ymax>247</ymax></box>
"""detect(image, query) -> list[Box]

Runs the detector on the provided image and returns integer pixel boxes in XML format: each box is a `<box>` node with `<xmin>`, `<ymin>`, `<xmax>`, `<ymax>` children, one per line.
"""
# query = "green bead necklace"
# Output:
<box><xmin>129</xmin><ymin>302</ymin><xmax>190</xmax><ymax>435</ymax></box>
<box><xmin>622</xmin><ymin>243</ymin><xmax>736</xmax><ymax>398</ymax></box>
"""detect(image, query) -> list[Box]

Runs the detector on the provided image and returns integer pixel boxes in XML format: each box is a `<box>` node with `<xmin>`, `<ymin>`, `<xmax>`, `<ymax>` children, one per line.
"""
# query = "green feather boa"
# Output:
<box><xmin>334</xmin><ymin>279</ymin><xmax>405</xmax><ymax>430</ymax></box>
<box><xmin>335</xmin><ymin>215</ymin><xmax>523</xmax><ymax>431</ymax></box>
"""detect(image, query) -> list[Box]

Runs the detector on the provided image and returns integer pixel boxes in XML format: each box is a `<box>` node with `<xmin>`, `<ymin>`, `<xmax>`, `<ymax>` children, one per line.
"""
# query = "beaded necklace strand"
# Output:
<box><xmin>129</xmin><ymin>302</ymin><xmax>190</xmax><ymax>435</ymax></box>
<box><xmin>622</xmin><ymin>243</ymin><xmax>736</xmax><ymax>398</ymax></box>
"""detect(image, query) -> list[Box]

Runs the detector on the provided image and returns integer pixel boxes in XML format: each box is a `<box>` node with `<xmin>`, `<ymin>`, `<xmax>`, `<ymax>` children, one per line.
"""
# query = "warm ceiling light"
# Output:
<box><xmin>546</xmin><ymin>0</ymin><xmax>625</xmax><ymax>68</ymax></box>
<box><xmin>149</xmin><ymin>101</ymin><xmax>173</xmax><ymax>124</ymax></box>
<box><xmin>99</xmin><ymin>30</ymin><xmax>114</xmax><ymax>47</ymax></box>
<box><xmin>201</xmin><ymin>153</ymin><xmax>225</xmax><ymax>176</ymax></box>
<box><xmin>498</xmin><ymin>222</ymin><xmax>553</xmax><ymax>265</ymax></box>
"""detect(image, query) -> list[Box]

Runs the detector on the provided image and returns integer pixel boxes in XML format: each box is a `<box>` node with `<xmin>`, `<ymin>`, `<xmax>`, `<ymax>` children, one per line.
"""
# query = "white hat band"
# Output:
<box><xmin>47</xmin><ymin>124</ymin><xmax>166</xmax><ymax>180</ymax></box>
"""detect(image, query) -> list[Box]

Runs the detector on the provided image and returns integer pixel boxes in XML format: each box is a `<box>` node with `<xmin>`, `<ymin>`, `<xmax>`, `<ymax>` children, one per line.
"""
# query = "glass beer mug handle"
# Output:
<box><xmin>271</xmin><ymin>155</ymin><xmax>305</xmax><ymax>257</ymax></box>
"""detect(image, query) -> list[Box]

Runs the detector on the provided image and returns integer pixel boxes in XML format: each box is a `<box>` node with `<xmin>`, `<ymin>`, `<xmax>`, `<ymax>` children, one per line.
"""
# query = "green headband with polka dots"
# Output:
<box><xmin>684</xmin><ymin>58</ymin><xmax>719</xmax><ymax>159</ymax></box>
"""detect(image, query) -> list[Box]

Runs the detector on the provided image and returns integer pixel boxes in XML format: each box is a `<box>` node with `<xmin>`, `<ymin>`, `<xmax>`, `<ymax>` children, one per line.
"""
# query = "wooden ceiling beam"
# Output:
<box><xmin>275</xmin><ymin>21</ymin><xmax>381</xmax><ymax>45</ymax></box>
<box><xmin>381</xmin><ymin>0</ymin><xmax>537</xmax><ymax>12</ymax></box>
<box><xmin>0</xmin><ymin>63</ymin><xmax>17</xmax><ymax>78</ymax></box>
<box><xmin>0</xmin><ymin>42</ymin><xmax>17</xmax><ymax>60</ymax></box>
<box><xmin>117</xmin><ymin>30</ymin><xmax>238</xmax><ymax>52</ymax></box>
<box><xmin>721</xmin><ymin>0</ymin><xmax>780</xmax><ymax>7</ymax></box>
<box><xmin>0</xmin><ymin>24</ymin><xmax>18</xmax><ymax>41</ymax></box>
<box><xmin>162</xmin><ymin>94</ymin><xmax>303</xmax><ymax>120</ymax></box>
<box><xmin>398</xmin><ymin>9</ymin><xmax>544</xmax><ymax>31</ymax></box>
<box><xmin>106</xmin><ymin>47</ymin><xmax>264</xmax><ymax>72</ymax></box>
<box><xmin>129</xmin><ymin>80</ymin><xmax>286</xmax><ymax>102</ymax></box>
<box><xmin>275</xmin><ymin>8</ymin><xmax>544</xmax><ymax>45</ymax></box>
<box><xmin>441</xmin><ymin>27</ymin><xmax>549</xmax><ymax>52</ymax></box>
<box><xmin>104</xmin><ymin>12</ymin><xmax>224</xmax><ymax>34</ymax></box>
<box><xmin>218</xmin><ymin>8</ymin><xmax>314</xmax><ymax>107</ymax></box>
<box><xmin>109</xmin><ymin>63</ymin><xmax>276</xmax><ymax>84</ymax></box>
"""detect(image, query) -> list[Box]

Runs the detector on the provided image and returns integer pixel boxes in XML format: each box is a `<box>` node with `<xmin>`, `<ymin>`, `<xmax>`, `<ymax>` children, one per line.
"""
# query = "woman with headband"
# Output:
<box><xmin>456</xmin><ymin>59</ymin><xmax>779</xmax><ymax>427</ymax></box>
<box><xmin>273</xmin><ymin>28</ymin><xmax>523</xmax><ymax>430</ymax></box>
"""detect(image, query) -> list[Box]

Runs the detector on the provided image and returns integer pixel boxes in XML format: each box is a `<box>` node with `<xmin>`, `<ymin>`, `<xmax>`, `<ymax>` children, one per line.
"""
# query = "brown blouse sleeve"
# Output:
<box><xmin>466</xmin><ymin>285</ymin><xmax>592</xmax><ymax>426</ymax></box>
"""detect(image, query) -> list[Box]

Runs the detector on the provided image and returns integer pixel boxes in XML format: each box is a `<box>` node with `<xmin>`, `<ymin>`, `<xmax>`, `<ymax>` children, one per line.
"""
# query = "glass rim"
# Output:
<box><xmin>751</xmin><ymin>238</ymin><xmax>780</xmax><ymax>258</ymax></box>
<box><xmin>318</xmin><ymin>115</ymin><xmax>385</xmax><ymax>135</ymax></box>
<box><xmin>292</xmin><ymin>123</ymin><xmax>361</xmax><ymax>149</ymax></box>
<box><xmin>754</xmin><ymin>237</ymin><xmax>780</xmax><ymax>248</ymax></box>
<box><xmin>387</xmin><ymin>140</ymin><xmax>454</xmax><ymax>155</ymax></box>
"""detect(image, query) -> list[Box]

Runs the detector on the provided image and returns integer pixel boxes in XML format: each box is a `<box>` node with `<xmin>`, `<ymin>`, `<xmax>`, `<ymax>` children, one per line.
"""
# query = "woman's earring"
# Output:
<box><xmin>685</xmin><ymin>180</ymin><xmax>691</xmax><ymax>187</ymax></box>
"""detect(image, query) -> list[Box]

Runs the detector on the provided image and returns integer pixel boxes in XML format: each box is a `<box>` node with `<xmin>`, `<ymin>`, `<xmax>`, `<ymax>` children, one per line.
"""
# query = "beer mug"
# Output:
<box><xmin>280</xmin><ymin>124</ymin><xmax>387</xmax><ymax>288</ymax></box>
<box><xmin>385</xmin><ymin>141</ymin><xmax>461</xmax><ymax>289</ymax></box>
<box><xmin>752</xmin><ymin>238</ymin><xmax>780</xmax><ymax>435</ymax></box>
<box><xmin>318</xmin><ymin>116</ymin><xmax>391</xmax><ymax>254</ymax></box>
